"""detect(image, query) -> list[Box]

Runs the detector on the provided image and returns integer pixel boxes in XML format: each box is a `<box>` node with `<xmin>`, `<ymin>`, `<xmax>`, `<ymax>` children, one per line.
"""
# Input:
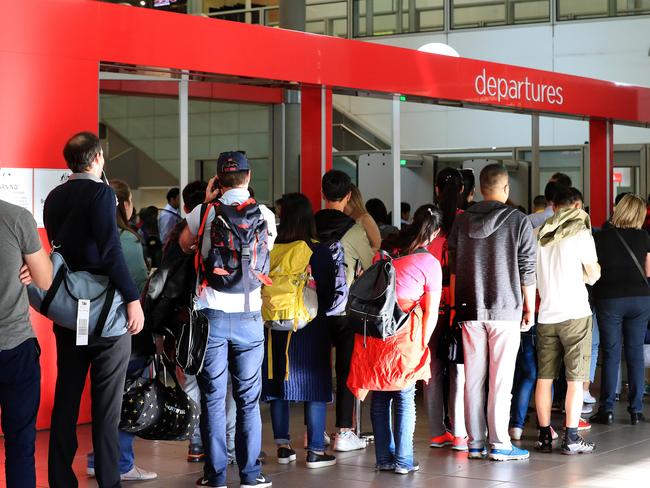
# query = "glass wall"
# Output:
<box><xmin>99</xmin><ymin>0</ymin><xmax>650</xmax><ymax>36</ymax></box>
<box><xmin>451</xmin><ymin>0</ymin><xmax>549</xmax><ymax>28</ymax></box>
<box><xmin>353</xmin><ymin>0</ymin><xmax>444</xmax><ymax>37</ymax></box>
<box><xmin>557</xmin><ymin>0</ymin><xmax>650</xmax><ymax>20</ymax></box>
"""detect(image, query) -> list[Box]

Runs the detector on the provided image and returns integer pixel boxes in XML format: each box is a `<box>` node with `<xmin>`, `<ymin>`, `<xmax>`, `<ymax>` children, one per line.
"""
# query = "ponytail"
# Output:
<box><xmin>436</xmin><ymin>168</ymin><xmax>464</xmax><ymax>234</ymax></box>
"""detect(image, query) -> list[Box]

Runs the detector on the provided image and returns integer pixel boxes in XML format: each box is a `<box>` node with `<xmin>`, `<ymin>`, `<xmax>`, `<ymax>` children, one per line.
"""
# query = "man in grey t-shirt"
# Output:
<box><xmin>0</xmin><ymin>199</ymin><xmax>52</xmax><ymax>487</ymax></box>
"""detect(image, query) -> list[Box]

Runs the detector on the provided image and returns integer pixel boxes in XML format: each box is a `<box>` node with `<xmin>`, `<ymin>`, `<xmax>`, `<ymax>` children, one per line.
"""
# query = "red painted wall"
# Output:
<box><xmin>0</xmin><ymin>45</ymin><xmax>98</xmax><ymax>430</ymax></box>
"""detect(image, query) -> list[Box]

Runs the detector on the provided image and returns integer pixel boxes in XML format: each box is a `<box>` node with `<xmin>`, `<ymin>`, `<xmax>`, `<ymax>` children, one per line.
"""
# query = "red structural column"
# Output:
<box><xmin>301</xmin><ymin>86</ymin><xmax>333</xmax><ymax>209</ymax></box>
<box><xmin>589</xmin><ymin>119</ymin><xmax>614</xmax><ymax>227</ymax></box>
<box><xmin>0</xmin><ymin>51</ymin><xmax>98</xmax><ymax>428</ymax></box>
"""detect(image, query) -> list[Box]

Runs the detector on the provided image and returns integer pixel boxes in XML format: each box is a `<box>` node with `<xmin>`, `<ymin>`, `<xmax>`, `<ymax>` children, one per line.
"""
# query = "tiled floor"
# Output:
<box><xmin>2</xmin><ymin>398</ymin><xmax>649</xmax><ymax>487</ymax></box>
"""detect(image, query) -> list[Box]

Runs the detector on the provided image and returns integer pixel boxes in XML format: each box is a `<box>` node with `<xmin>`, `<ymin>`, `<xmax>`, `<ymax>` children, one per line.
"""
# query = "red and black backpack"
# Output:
<box><xmin>196</xmin><ymin>199</ymin><xmax>270</xmax><ymax>311</ymax></box>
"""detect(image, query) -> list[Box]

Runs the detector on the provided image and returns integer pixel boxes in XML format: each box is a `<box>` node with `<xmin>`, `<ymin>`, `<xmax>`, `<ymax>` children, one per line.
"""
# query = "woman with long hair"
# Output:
<box><xmin>590</xmin><ymin>194</ymin><xmax>650</xmax><ymax>425</ymax></box>
<box><xmin>345</xmin><ymin>184</ymin><xmax>382</xmax><ymax>251</ymax></box>
<box><xmin>424</xmin><ymin>167</ymin><xmax>468</xmax><ymax>451</ymax></box>
<box><xmin>86</xmin><ymin>180</ymin><xmax>156</xmax><ymax>481</ymax></box>
<box><xmin>262</xmin><ymin>193</ymin><xmax>337</xmax><ymax>469</ymax></box>
<box><xmin>348</xmin><ymin>205</ymin><xmax>443</xmax><ymax>474</ymax></box>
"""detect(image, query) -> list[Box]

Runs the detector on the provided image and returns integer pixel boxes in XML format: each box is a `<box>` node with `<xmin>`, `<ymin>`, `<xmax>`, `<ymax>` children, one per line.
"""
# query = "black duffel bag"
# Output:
<box><xmin>120</xmin><ymin>356</ymin><xmax>199</xmax><ymax>441</ymax></box>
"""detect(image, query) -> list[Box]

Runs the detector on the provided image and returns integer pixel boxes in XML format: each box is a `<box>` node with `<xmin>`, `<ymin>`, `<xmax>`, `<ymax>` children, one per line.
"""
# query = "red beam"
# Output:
<box><xmin>589</xmin><ymin>119</ymin><xmax>614</xmax><ymax>227</ymax></box>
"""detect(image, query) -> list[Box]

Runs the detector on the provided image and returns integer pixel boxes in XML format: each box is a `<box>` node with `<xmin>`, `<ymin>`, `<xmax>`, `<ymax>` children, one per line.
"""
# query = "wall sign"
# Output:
<box><xmin>34</xmin><ymin>169</ymin><xmax>71</xmax><ymax>227</ymax></box>
<box><xmin>0</xmin><ymin>167</ymin><xmax>34</xmax><ymax>213</ymax></box>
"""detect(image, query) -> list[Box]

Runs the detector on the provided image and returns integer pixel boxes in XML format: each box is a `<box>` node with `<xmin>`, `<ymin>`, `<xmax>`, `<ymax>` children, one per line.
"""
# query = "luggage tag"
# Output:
<box><xmin>76</xmin><ymin>299</ymin><xmax>90</xmax><ymax>346</ymax></box>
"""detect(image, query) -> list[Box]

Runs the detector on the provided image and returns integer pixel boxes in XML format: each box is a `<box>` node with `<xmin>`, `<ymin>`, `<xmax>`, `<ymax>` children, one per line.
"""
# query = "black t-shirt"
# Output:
<box><xmin>593</xmin><ymin>227</ymin><xmax>650</xmax><ymax>300</ymax></box>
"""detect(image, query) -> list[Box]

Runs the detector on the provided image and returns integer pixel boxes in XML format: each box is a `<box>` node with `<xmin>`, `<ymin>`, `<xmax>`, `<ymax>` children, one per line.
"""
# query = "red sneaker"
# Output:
<box><xmin>578</xmin><ymin>418</ymin><xmax>592</xmax><ymax>431</ymax></box>
<box><xmin>429</xmin><ymin>431</ymin><xmax>454</xmax><ymax>448</ymax></box>
<box><xmin>452</xmin><ymin>436</ymin><xmax>468</xmax><ymax>451</ymax></box>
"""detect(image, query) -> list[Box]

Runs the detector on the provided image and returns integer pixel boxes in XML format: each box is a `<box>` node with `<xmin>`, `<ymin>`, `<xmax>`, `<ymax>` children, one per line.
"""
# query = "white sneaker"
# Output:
<box><xmin>509</xmin><ymin>427</ymin><xmax>523</xmax><ymax>441</ymax></box>
<box><xmin>582</xmin><ymin>403</ymin><xmax>594</xmax><ymax>415</ymax></box>
<box><xmin>121</xmin><ymin>465</ymin><xmax>158</xmax><ymax>481</ymax></box>
<box><xmin>333</xmin><ymin>431</ymin><xmax>367</xmax><ymax>452</ymax></box>
<box><xmin>583</xmin><ymin>390</ymin><xmax>597</xmax><ymax>404</ymax></box>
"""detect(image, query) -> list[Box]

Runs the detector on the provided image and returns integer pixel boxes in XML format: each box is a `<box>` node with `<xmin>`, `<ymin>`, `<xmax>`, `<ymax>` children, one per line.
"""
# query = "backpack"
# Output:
<box><xmin>142</xmin><ymin>252</ymin><xmax>194</xmax><ymax>338</ymax></box>
<box><xmin>346</xmin><ymin>249</ymin><xmax>427</xmax><ymax>341</ymax></box>
<box><xmin>325</xmin><ymin>240</ymin><xmax>348</xmax><ymax>316</ymax></box>
<box><xmin>197</xmin><ymin>199</ymin><xmax>270</xmax><ymax>311</ymax></box>
<box><xmin>261</xmin><ymin>241</ymin><xmax>318</xmax><ymax>332</ymax></box>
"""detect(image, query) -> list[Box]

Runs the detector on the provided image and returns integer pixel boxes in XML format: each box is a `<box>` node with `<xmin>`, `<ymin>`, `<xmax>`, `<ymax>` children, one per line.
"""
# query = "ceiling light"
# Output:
<box><xmin>418</xmin><ymin>43</ymin><xmax>460</xmax><ymax>58</ymax></box>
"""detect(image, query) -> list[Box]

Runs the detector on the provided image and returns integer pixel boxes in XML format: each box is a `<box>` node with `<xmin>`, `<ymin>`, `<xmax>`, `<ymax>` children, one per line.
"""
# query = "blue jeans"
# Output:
<box><xmin>0</xmin><ymin>338</ymin><xmax>40</xmax><ymax>488</ymax></box>
<box><xmin>596</xmin><ymin>296</ymin><xmax>650</xmax><ymax>413</ymax></box>
<box><xmin>270</xmin><ymin>400</ymin><xmax>327</xmax><ymax>452</ymax></box>
<box><xmin>371</xmin><ymin>384</ymin><xmax>416</xmax><ymax>470</ymax></box>
<box><xmin>198</xmin><ymin>309</ymin><xmax>264</xmax><ymax>486</ymax></box>
<box><xmin>510</xmin><ymin>328</ymin><xmax>537</xmax><ymax>429</ymax></box>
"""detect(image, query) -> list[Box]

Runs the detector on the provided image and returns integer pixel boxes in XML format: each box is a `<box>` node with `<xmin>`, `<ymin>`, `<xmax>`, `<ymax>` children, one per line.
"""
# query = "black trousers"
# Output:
<box><xmin>329</xmin><ymin>316</ymin><xmax>356</xmax><ymax>429</ymax></box>
<box><xmin>0</xmin><ymin>338</ymin><xmax>40</xmax><ymax>488</ymax></box>
<box><xmin>48</xmin><ymin>326</ymin><xmax>130</xmax><ymax>488</ymax></box>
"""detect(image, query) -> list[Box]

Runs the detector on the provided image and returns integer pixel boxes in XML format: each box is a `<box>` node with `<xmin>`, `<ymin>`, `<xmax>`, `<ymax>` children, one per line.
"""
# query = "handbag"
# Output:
<box><xmin>120</xmin><ymin>374</ymin><xmax>161</xmax><ymax>434</ymax></box>
<box><xmin>176</xmin><ymin>306</ymin><xmax>210</xmax><ymax>375</ymax></box>
<box><xmin>437</xmin><ymin>314</ymin><xmax>464</xmax><ymax>364</ymax></box>
<box><xmin>123</xmin><ymin>356</ymin><xmax>200</xmax><ymax>441</ymax></box>
<box><xmin>28</xmin><ymin>252</ymin><xmax>127</xmax><ymax>337</ymax></box>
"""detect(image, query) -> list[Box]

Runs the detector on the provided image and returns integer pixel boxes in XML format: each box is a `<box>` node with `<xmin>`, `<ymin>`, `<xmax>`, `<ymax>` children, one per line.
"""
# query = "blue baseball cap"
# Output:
<box><xmin>217</xmin><ymin>151</ymin><xmax>249</xmax><ymax>173</ymax></box>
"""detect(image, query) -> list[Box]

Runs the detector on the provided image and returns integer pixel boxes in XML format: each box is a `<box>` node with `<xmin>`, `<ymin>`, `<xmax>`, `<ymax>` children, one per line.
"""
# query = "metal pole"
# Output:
<box><xmin>179</xmin><ymin>72</ymin><xmax>189</xmax><ymax>216</ymax></box>
<box><xmin>347</xmin><ymin>0</ymin><xmax>354</xmax><ymax>38</ymax></box>
<box><xmin>531</xmin><ymin>114</ymin><xmax>540</xmax><ymax>211</ymax></box>
<box><xmin>392</xmin><ymin>95</ymin><xmax>401</xmax><ymax>227</ymax></box>
<box><xmin>395</xmin><ymin>0</ymin><xmax>403</xmax><ymax>33</ymax></box>
<box><xmin>408</xmin><ymin>0</ymin><xmax>417</xmax><ymax>32</ymax></box>
<box><xmin>367</xmin><ymin>0</ymin><xmax>374</xmax><ymax>36</ymax></box>
<box><xmin>279</xmin><ymin>0</ymin><xmax>306</xmax><ymax>193</ymax></box>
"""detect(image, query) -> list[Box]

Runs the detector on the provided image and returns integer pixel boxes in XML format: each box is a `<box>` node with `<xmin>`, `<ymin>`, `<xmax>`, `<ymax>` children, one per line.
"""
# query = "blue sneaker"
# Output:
<box><xmin>488</xmin><ymin>446</ymin><xmax>530</xmax><ymax>461</ymax></box>
<box><xmin>467</xmin><ymin>447</ymin><xmax>487</xmax><ymax>459</ymax></box>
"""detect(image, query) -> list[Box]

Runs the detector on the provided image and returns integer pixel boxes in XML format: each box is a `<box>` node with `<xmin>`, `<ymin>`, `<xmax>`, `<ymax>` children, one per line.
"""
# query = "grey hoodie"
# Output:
<box><xmin>448</xmin><ymin>201</ymin><xmax>536</xmax><ymax>322</ymax></box>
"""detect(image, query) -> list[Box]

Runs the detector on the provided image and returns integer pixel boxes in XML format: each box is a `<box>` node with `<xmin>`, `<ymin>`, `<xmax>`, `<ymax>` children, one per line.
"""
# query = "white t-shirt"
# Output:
<box><xmin>186</xmin><ymin>189</ymin><xmax>273</xmax><ymax>313</ymax></box>
<box><xmin>537</xmin><ymin>229</ymin><xmax>598</xmax><ymax>324</ymax></box>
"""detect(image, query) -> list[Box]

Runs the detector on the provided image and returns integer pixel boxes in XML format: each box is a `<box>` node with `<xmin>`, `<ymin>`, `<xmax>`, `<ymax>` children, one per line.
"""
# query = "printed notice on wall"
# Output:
<box><xmin>0</xmin><ymin>168</ymin><xmax>34</xmax><ymax>213</ymax></box>
<box><xmin>34</xmin><ymin>169</ymin><xmax>71</xmax><ymax>227</ymax></box>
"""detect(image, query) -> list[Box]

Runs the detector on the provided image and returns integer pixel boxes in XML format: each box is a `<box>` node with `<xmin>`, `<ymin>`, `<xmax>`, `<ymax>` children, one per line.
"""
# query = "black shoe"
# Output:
<box><xmin>241</xmin><ymin>474</ymin><xmax>272</xmax><ymax>488</ymax></box>
<box><xmin>258</xmin><ymin>450</ymin><xmax>267</xmax><ymax>464</ymax></box>
<box><xmin>277</xmin><ymin>447</ymin><xmax>296</xmax><ymax>465</ymax></box>
<box><xmin>630</xmin><ymin>412</ymin><xmax>646</xmax><ymax>425</ymax></box>
<box><xmin>306</xmin><ymin>451</ymin><xmax>337</xmax><ymax>469</ymax></box>
<box><xmin>535</xmin><ymin>435</ymin><xmax>553</xmax><ymax>454</ymax></box>
<box><xmin>589</xmin><ymin>410</ymin><xmax>613</xmax><ymax>425</ymax></box>
<box><xmin>188</xmin><ymin>445</ymin><xmax>205</xmax><ymax>463</ymax></box>
<box><xmin>561</xmin><ymin>435</ymin><xmax>595</xmax><ymax>455</ymax></box>
<box><xmin>195</xmin><ymin>477</ymin><xmax>225</xmax><ymax>488</ymax></box>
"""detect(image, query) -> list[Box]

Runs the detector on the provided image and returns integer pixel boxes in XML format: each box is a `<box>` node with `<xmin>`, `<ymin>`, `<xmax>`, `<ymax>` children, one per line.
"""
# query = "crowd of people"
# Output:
<box><xmin>2</xmin><ymin>130</ymin><xmax>650</xmax><ymax>487</ymax></box>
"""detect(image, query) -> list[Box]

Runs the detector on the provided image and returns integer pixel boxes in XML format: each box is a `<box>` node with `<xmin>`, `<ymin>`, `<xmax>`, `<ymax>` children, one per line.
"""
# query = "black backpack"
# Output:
<box><xmin>142</xmin><ymin>251</ymin><xmax>194</xmax><ymax>338</ymax></box>
<box><xmin>346</xmin><ymin>249</ymin><xmax>427</xmax><ymax>341</ymax></box>
<box><xmin>197</xmin><ymin>200</ymin><xmax>270</xmax><ymax>311</ymax></box>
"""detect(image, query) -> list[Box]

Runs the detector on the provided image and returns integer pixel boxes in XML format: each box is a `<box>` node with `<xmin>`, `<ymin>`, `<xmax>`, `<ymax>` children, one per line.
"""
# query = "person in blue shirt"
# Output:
<box><xmin>158</xmin><ymin>187</ymin><xmax>181</xmax><ymax>244</ymax></box>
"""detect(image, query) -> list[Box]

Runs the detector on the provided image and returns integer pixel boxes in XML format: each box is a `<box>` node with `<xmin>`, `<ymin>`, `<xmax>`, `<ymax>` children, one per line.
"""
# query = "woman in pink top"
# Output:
<box><xmin>348</xmin><ymin>205</ymin><xmax>443</xmax><ymax>474</ymax></box>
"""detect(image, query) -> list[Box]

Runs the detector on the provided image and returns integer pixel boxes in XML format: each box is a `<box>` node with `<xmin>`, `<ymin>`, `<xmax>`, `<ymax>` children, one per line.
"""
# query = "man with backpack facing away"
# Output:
<box><xmin>180</xmin><ymin>151</ymin><xmax>272</xmax><ymax>488</ymax></box>
<box><xmin>448</xmin><ymin>164</ymin><xmax>536</xmax><ymax>462</ymax></box>
<box><xmin>314</xmin><ymin>170</ymin><xmax>374</xmax><ymax>452</ymax></box>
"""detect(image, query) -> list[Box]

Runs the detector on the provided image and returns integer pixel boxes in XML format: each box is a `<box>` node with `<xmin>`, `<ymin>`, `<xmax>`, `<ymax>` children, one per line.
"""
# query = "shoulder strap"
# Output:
<box><xmin>614</xmin><ymin>229</ymin><xmax>650</xmax><ymax>288</ymax></box>
<box><xmin>194</xmin><ymin>203</ymin><xmax>213</xmax><ymax>296</ymax></box>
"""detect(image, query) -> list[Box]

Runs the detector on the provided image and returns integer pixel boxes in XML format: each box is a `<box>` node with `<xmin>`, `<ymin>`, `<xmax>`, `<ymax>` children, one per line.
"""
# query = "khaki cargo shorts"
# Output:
<box><xmin>537</xmin><ymin>316</ymin><xmax>592</xmax><ymax>382</ymax></box>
